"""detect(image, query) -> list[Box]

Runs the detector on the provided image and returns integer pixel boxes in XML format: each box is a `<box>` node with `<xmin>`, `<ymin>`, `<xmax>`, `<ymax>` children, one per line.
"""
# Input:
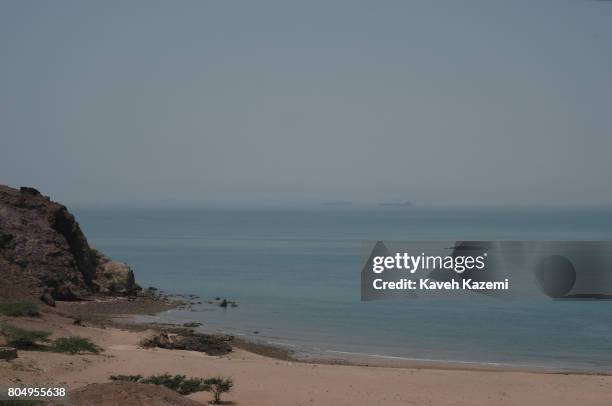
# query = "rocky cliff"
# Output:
<box><xmin>0</xmin><ymin>185</ymin><xmax>139</xmax><ymax>302</ymax></box>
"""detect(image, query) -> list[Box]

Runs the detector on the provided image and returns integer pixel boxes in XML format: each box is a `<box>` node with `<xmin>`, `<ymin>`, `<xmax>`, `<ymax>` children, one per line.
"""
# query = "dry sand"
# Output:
<box><xmin>2</xmin><ymin>310</ymin><xmax>612</xmax><ymax>406</ymax></box>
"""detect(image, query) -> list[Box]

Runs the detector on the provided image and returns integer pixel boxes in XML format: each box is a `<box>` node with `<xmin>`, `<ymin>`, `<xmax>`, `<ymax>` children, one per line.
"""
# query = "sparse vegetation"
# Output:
<box><xmin>0</xmin><ymin>301</ymin><xmax>40</xmax><ymax>317</ymax></box>
<box><xmin>0</xmin><ymin>324</ymin><xmax>100</xmax><ymax>355</ymax></box>
<box><xmin>109</xmin><ymin>373</ymin><xmax>233</xmax><ymax>401</ymax></box>
<box><xmin>144</xmin><ymin>374</ymin><xmax>210</xmax><ymax>395</ymax></box>
<box><xmin>110</xmin><ymin>374</ymin><xmax>144</xmax><ymax>382</ymax></box>
<box><xmin>204</xmin><ymin>376</ymin><xmax>234</xmax><ymax>404</ymax></box>
<box><xmin>111</xmin><ymin>373</ymin><xmax>208</xmax><ymax>395</ymax></box>
<box><xmin>52</xmin><ymin>336</ymin><xmax>101</xmax><ymax>354</ymax></box>
<box><xmin>0</xmin><ymin>323</ymin><xmax>50</xmax><ymax>349</ymax></box>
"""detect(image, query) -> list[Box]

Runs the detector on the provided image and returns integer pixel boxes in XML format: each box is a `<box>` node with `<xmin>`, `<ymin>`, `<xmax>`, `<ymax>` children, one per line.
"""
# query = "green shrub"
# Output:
<box><xmin>0</xmin><ymin>301</ymin><xmax>40</xmax><ymax>317</ymax></box>
<box><xmin>172</xmin><ymin>377</ymin><xmax>211</xmax><ymax>396</ymax></box>
<box><xmin>109</xmin><ymin>373</ymin><xmax>212</xmax><ymax>395</ymax></box>
<box><xmin>141</xmin><ymin>374</ymin><xmax>210</xmax><ymax>395</ymax></box>
<box><xmin>110</xmin><ymin>374</ymin><xmax>143</xmax><ymax>382</ymax></box>
<box><xmin>204</xmin><ymin>376</ymin><xmax>233</xmax><ymax>404</ymax></box>
<box><xmin>144</xmin><ymin>374</ymin><xmax>187</xmax><ymax>393</ymax></box>
<box><xmin>0</xmin><ymin>323</ymin><xmax>50</xmax><ymax>349</ymax></box>
<box><xmin>52</xmin><ymin>336</ymin><xmax>101</xmax><ymax>354</ymax></box>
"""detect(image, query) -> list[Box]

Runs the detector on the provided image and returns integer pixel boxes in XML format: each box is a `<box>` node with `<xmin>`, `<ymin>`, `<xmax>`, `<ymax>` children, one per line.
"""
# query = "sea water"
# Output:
<box><xmin>74</xmin><ymin>207</ymin><xmax>612</xmax><ymax>372</ymax></box>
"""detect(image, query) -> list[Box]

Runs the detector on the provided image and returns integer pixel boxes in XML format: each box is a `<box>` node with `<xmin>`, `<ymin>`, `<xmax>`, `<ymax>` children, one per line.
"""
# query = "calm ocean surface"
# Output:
<box><xmin>75</xmin><ymin>207</ymin><xmax>612</xmax><ymax>372</ymax></box>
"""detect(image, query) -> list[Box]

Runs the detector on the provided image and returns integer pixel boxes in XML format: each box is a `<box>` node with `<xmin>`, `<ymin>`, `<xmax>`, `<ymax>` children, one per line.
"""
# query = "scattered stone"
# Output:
<box><xmin>142</xmin><ymin>332</ymin><xmax>175</xmax><ymax>348</ymax></box>
<box><xmin>40</xmin><ymin>290</ymin><xmax>56</xmax><ymax>307</ymax></box>
<box><xmin>52</xmin><ymin>284</ymin><xmax>83</xmax><ymax>301</ymax></box>
<box><xmin>0</xmin><ymin>347</ymin><xmax>18</xmax><ymax>361</ymax></box>
<box><xmin>141</xmin><ymin>287</ymin><xmax>163</xmax><ymax>300</ymax></box>
<box><xmin>219</xmin><ymin>299</ymin><xmax>238</xmax><ymax>308</ymax></box>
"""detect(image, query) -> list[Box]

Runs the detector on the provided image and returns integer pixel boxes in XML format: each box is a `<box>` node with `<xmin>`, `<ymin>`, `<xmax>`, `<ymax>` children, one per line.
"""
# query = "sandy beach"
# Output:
<box><xmin>2</xmin><ymin>302</ymin><xmax>612</xmax><ymax>406</ymax></box>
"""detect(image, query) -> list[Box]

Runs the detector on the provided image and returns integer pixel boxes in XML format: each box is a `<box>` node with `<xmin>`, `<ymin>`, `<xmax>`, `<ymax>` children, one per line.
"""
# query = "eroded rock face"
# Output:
<box><xmin>0</xmin><ymin>185</ymin><xmax>139</xmax><ymax>301</ymax></box>
<box><xmin>92</xmin><ymin>250</ymin><xmax>138</xmax><ymax>295</ymax></box>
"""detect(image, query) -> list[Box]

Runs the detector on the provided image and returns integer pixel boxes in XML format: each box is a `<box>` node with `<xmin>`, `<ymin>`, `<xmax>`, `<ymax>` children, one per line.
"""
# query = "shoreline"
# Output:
<box><xmin>3</xmin><ymin>297</ymin><xmax>612</xmax><ymax>405</ymax></box>
<box><xmin>123</xmin><ymin>299</ymin><xmax>612</xmax><ymax>376</ymax></box>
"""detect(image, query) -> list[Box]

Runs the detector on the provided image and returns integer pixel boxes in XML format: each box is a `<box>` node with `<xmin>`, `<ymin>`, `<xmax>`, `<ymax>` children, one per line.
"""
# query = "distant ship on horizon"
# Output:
<box><xmin>379</xmin><ymin>201</ymin><xmax>413</xmax><ymax>207</ymax></box>
<box><xmin>322</xmin><ymin>201</ymin><xmax>353</xmax><ymax>206</ymax></box>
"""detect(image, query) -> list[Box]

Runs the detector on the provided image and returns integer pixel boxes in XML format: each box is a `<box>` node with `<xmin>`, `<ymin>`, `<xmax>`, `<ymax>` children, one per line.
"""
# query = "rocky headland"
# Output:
<box><xmin>0</xmin><ymin>185</ymin><xmax>139</xmax><ymax>303</ymax></box>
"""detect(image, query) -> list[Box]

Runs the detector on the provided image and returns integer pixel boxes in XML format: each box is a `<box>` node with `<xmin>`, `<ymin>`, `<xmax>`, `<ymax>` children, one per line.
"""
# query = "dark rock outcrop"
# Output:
<box><xmin>141</xmin><ymin>332</ymin><xmax>233</xmax><ymax>356</ymax></box>
<box><xmin>0</xmin><ymin>346</ymin><xmax>18</xmax><ymax>361</ymax></box>
<box><xmin>40</xmin><ymin>290</ymin><xmax>56</xmax><ymax>307</ymax></box>
<box><xmin>0</xmin><ymin>185</ymin><xmax>140</xmax><ymax>301</ymax></box>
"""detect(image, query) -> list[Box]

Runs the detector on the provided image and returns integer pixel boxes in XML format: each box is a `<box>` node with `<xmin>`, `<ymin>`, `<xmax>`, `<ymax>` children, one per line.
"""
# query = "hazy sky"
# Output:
<box><xmin>1</xmin><ymin>1</ymin><xmax>611</xmax><ymax>207</ymax></box>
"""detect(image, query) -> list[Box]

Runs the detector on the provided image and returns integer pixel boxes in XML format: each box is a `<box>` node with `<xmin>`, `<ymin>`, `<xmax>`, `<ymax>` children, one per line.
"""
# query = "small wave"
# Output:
<box><xmin>265</xmin><ymin>340</ymin><xmax>297</xmax><ymax>348</ymax></box>
<box><xmin>323</xmin><ymin>350</ymin><xmax>526</xmax><ymax>368</ymax></box>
